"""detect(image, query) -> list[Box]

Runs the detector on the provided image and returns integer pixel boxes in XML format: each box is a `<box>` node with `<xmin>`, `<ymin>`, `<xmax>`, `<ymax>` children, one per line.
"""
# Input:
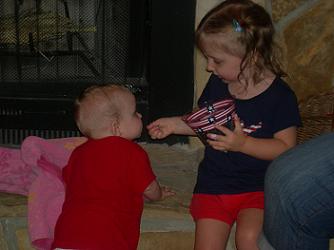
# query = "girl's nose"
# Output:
<box><xmin>206</xmin><ymin>59</ymin><xmax>215</xmax><ymax>73</ymax></box>
<box><xmin>137</xmin><ymin>112</ymin><xmax>142</xmax><ymax>118</ymax></box>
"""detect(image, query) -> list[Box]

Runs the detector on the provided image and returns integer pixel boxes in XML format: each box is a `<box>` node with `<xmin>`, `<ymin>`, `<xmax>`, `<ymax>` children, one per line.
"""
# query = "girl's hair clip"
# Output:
<box><xmin>232</xmin><ymin>19</ymin><xmax>244</xmax><ymax>32</ymax></box>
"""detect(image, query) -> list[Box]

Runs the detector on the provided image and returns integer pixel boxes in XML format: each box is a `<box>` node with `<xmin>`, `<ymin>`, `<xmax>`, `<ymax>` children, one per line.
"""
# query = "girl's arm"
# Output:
<box><xmin>237</xmin><ymin>127</ymin><xmax>297</xmax><ymax>160</ymax></box>
<box><xmin>147</xmin><ymin>116</ymin><xmax>195</xmax><ymax>139</ymax></box>
<box><xmin>207</xmin><ymin>116</ymin><xmax>297</xmax><ymax>161</ymax></box>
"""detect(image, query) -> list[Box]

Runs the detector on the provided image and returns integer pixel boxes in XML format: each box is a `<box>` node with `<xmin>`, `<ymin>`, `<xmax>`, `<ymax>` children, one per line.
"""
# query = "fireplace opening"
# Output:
<box><xmin>0</xmin><ymin>0</ymin><xmax>195</xmax><ymax>145</ymax></box>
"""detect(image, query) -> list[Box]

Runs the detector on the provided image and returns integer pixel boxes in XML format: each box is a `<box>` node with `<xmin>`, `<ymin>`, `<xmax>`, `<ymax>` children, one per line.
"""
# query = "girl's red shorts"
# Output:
<box><xmin>190</xmin><ymin>191</ymin><xmax>264</xmax><ymax>225</ymax></box>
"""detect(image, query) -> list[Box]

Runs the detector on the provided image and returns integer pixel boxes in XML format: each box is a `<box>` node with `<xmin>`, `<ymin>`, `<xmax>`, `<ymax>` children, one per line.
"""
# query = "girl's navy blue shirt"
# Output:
<box><xmin>194</xmin><ymin>74</ymin><xmax>302</xmax><ymax>194</ymax></box>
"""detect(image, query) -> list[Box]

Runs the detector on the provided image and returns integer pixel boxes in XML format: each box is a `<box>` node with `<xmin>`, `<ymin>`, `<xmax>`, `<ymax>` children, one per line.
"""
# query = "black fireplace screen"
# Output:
<box><xmin>0</xmin><ymin>0</ymin><xmax>149</xmax><ymax>145</ymax></box>
<box><xmin>0</xmin><ymin>0</ymin><xmax>146</xmax><ymax>84</ymax></box>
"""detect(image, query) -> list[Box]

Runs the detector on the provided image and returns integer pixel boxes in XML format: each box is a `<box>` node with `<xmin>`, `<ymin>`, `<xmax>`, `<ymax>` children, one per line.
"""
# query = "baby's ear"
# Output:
<box><xmin>110</xmin><ymin>118</ymin><xmax>121</xmax><ymax>136</ymax></box>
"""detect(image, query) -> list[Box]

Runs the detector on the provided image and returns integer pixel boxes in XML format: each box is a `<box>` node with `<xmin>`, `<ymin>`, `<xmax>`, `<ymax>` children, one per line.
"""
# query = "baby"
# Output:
<box><xmin>52</xmin><ymin>84</ymin><xmax>175</xmax><ymax>250</ymax></box>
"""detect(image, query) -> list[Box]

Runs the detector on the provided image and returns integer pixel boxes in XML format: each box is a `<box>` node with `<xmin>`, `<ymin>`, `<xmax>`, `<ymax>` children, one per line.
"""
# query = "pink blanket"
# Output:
<box><xmin>0</xmin><ymin>146</ymin><xmax>35</xmax><ymax>195</ymax></box>
<box><xmin>0</xmin><ymin>136</ymin><xmax>86</xmax><ymax>250</ymax></box>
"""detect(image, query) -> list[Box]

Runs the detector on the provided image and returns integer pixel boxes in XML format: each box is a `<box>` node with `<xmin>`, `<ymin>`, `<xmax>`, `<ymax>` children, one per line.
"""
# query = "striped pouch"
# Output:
<box><xmin>182</xmin><ymin>99</ymin><xmax>236</xmax><ymax>145</ymax></box>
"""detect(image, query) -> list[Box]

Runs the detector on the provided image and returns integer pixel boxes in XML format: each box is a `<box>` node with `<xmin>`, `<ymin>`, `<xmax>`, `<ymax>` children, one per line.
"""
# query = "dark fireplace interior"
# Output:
<box><xmin>0</xmin><ymin>0</ymin><xmax>195</xmax><ymax>145</ymax></box>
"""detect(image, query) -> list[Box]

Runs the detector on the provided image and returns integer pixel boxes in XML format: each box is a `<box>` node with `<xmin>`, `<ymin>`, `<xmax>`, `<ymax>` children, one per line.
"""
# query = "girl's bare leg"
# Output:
<box><xmin>194</xmin><ymin>218</ymin><xmax>231</xmax><ymax>250</ymax></box>
<box><xmin>235</xmin><ymin>208</ymin><xmax>263</xmax><ymax>250</ymax></box>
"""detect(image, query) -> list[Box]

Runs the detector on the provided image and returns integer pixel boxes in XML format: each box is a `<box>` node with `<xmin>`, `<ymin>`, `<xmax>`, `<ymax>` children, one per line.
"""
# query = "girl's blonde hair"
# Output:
<box><xmin>196</xmin><ymin>0</ymin><xmax>286</xmax><ymax>85</ymax></box>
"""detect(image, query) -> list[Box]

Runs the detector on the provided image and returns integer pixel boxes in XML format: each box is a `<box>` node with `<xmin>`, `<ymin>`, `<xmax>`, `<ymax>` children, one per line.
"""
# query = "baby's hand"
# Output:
<box><xmin>206</xmin><ymin>115</ymin><xmax>247</xmax><ymax>152</ymax></box>
<box><xmin>160</xmin><ymin>186</ymin><xmax>176</xmax><ymax>201</ymax></box>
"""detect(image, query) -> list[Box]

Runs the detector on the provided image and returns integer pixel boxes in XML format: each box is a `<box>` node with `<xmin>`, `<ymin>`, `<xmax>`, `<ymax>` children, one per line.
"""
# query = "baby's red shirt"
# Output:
<box><xmin>52</xmin><ymin>136</ymin><xmax>155</xmax><ymax>250</ymax></box>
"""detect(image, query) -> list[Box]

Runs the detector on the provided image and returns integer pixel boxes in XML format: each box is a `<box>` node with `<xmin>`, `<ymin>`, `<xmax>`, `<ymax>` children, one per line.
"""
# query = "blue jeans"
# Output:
<box><xmin>263</xmin><ymin>132</ymin><xmax>334</xmax><ymax>250</ymax></box>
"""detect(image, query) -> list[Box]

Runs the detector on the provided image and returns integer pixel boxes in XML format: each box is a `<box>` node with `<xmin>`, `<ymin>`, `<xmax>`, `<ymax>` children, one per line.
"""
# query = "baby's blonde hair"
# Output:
<box><xmin>74</xmin><ymin>84</ymin><xmax>131</xmax><ymax>138</ymax></box>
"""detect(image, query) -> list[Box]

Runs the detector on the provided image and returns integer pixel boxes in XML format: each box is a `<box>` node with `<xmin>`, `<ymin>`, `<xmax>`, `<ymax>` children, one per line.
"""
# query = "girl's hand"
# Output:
<box><xmin>147</xmin><ymin>116</ymin><xmax>194</xmax><ymax>139</ymax></box>
<box><xmin>147</xmin><ymin>118</ymin><xmax>177</xmax><ymax>139</ymax></box>
<box><xmin>206</xmin><ymin>115</ymin><xmax>247</xmax><ymax>152</ymax></box>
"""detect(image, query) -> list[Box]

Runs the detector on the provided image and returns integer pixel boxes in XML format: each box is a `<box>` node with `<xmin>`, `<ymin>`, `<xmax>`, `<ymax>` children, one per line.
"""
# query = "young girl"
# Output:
<box><xmin>147</xmin><ymin>0</ymin><xmax>301</xmax><ymax>249</ymax></box>
<box><xmin>52</xmin><ymin>84</ymin><xmax>175</xmax><ymax>250</ymax></box>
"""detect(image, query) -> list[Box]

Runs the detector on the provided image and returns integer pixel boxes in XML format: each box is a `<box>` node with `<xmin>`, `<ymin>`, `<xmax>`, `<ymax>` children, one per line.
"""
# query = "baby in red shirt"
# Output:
<box><xmin>52</xmin><ymin>84</ymin><xmax>175</xmax><ymax>250</ymax></box>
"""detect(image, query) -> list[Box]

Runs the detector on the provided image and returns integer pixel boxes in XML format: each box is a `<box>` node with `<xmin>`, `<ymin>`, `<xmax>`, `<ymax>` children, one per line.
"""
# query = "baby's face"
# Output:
<box><xmin>118</xmin><ymin>92</ymin><xmax>143</xmax><ymax>140</ymax></box>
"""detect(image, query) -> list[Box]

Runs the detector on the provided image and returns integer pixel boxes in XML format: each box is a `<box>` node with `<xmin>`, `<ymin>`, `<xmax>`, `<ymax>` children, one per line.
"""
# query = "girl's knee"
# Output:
<box><xmin>235</xmin><ymin>229</ymin><xmax>260</xmax><ymax>250</ymax></box>
<box><xmin>194</xmin><ymin>219</ymin><xmax>231</xmax><ymax>250</ymax></box>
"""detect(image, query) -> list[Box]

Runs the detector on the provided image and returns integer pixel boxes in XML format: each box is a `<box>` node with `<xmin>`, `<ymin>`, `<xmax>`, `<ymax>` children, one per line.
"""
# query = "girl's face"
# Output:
<box><xmin>201</xmin><ymin>38</ymin><xmax>243</xmax><ymax>85</ymax></box>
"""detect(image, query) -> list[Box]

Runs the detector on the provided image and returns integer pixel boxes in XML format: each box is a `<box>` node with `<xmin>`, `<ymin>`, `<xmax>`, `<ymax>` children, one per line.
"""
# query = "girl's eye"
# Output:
<box><xmin>214</xmin><ymin>59</ymin><xmax>223</xmax><ymax>64</ymax></box>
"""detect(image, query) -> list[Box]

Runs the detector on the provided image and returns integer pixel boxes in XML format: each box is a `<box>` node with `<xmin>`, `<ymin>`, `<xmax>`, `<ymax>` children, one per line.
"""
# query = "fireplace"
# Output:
<box><xmin>0</xmin><ymin>0</ymin><xmax>195</xmax><ymax>145</ymax></box>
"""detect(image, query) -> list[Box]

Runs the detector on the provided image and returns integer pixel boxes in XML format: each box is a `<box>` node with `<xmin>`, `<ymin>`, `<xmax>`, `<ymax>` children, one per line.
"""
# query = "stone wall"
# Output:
<box><xmin>275</xmin><ymin>0</ymin><xmax>334</xmax><ymax>100</ymax></box>
<box><xmin>271</xmin><ymin>0</ymin><xmax>307</xmax><ymax>22</ymax></box>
